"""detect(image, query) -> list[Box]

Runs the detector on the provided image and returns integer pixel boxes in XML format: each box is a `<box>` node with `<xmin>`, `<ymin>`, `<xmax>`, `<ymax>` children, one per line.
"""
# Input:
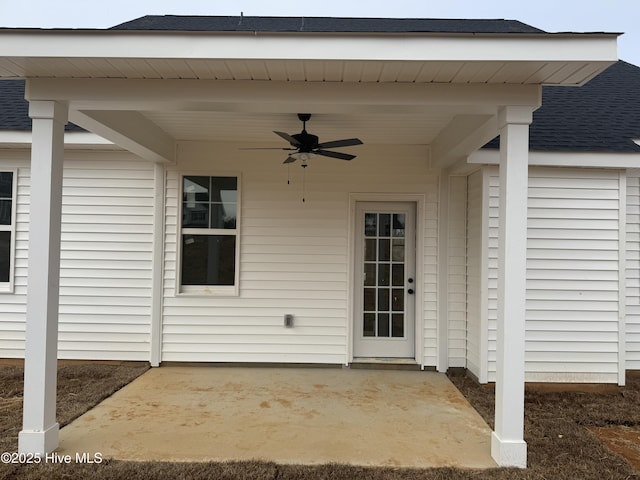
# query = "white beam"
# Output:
<box><xmin>491</xmin><ymin>105</ymin><xmax>532</xmax><ymax>468</ymax></box>
<box><xmin>69</xmin><ymin>110</ymin><xmax>175</xmax><ymax>163</ymax></box>
<box><xmin>469</xmin><ymin>149</ymin><xmax>640</xmax><ymax>169</ymax></box>
<box><xmin>28</xmin><ymin>78</ymin><xmax>543</xmax><ymax>114</ymax></box>
<box><xmin>18</xmin><ymin>100</ymin><xmax>67</xmax><ymax>455</ymax></box>
<box><xmin>431</xmin><ymin>114</ymin><xmax>501</xmax><ymax>169</ymax></box>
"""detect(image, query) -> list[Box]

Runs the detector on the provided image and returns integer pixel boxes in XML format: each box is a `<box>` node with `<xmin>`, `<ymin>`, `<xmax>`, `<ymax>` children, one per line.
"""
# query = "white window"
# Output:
<box><xmin>0</xmin><ymin>170</ymin><xmax>16</xmax><ymax>293</ymax></box>
<box><xmin>179</xmin><ymin>175</ymin><xmax>239</xmax><ymax>295</ymax></box>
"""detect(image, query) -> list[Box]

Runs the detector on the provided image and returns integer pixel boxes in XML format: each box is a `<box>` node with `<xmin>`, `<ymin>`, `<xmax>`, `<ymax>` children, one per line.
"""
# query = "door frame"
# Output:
<box><xmin>347</xmin><ymin>193</ymin><xmax>425</xmax><ymax>366</ymax></box>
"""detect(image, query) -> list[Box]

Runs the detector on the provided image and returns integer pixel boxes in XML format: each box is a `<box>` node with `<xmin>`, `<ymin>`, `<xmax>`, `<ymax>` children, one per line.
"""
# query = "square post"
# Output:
<box><xmin>18</xmin><ymin>100</ymin><xmax>68</xmax><ymax>454</ymax></box>
<box><xmin>491</xmin><ymin>106</ymin><xmax>532</xmax><ymax>468</ymax></box>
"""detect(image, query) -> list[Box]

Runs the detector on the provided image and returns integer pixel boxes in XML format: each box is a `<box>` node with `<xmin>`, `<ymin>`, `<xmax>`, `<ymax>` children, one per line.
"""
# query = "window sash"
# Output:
<box><xmin>0</xmin><ymin>170</ymin><xmax>16</xmax><ymax>292</ymax></box>
<box><xmin>178</xmin><ymin>174</ymin><xmax>240</xmax><ymax>295</ymax></box>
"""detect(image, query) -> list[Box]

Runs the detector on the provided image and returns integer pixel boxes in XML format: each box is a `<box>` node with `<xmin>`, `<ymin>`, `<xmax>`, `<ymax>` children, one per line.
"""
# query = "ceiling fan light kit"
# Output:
<box><xmin>247</xmin><ymin>113</ymin><xmax>364</xmax><ymax>202</ymax></box>
<box><xmin>249</xmin><ymin>113</ymin><xmax>363</xmax><ymax>166</ymax></box>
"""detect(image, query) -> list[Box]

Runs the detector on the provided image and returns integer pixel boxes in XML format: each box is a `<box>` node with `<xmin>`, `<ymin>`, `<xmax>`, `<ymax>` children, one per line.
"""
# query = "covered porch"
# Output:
<box><xmin>0</xmin><ymin>17</ymin><xmax>619</xmax><ymax>468</ymax></box>
<box><xmin>56</xmin><ymin>366</ymin><xmax>496</xmax><ymax>468</ymax></box>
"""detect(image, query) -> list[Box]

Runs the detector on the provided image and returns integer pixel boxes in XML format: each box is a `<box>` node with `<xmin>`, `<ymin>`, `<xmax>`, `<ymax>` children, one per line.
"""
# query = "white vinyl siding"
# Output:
<box><xmin>626</xmin><ymin>170</ymin><xmax>640</xmax><ymax>369</ymax></box>
<box><xmin>162</xmin><ymin>143</ymin><xmax>438</xmax><ymax>365</ymax></box>
<box><xmin>486</xmin><ymin>166</ymin><xmax>622</xmax><ymax>383</ymax></box>
<box><xmin>0</xmin><ymin>151</ymin><xmax>155</xmax><ymax>361</ymax></box>
<box><xmin>447</xmin><ymin>175</ymin><xmax>467</xmax><ymax>368</ymax></box>
<box><xmin>465</xmin><ymin>170</ymin><xmax>483</xmax><ymax>380</ymax></box>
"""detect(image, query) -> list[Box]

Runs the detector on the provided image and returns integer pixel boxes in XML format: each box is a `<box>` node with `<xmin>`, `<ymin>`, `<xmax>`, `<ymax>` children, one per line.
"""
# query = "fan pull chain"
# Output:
<box><xmin>287</xmin><ymin>164</ymin><xmax>291</xmax><ymax>185</ymax></box>
<box><xmin>302</xmin><ymin>164</ymin><xmax>307</xmax><ymax>203</ymax></box>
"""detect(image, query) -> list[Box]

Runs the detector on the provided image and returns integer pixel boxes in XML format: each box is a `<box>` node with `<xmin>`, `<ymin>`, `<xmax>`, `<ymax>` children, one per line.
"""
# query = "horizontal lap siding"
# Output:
<box><xmin>626</xmin><ymin>171</ymin><xmax>640</xmax><ymax>368</ymax></box>
<box><xmin>465</xmin><ymin>171</ymin><xmax>482</xmax><ymax>379</ymax></box>
<box><xmin>447</xmin><ymin>176</ymin><xmax>467</xmax><ymax>368</ymax></box>
<box><xmin>0</xmin><ymin>151</ymin><xmax>155</xmax><ymax>361</ymax></box>
<box><xmin>488</xmin><ymin>167</ymin><xmax>620</xmax><ymax>382</ymax></box>
<box><xmin>162</xmin><ymin>143</ymin><xmax>437</xmax><ymax>364</ymax></box>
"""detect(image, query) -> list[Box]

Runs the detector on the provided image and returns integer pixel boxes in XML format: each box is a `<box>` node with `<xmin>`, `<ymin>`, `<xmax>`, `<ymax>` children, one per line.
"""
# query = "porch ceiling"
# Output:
<box><xmin>139</xmin><ymin>110</ymin><xmax>457</xmax><ymax>145</ymax></box>
<box><xmin>3</xmin><ymin>28</ymin><xmax>618</xmax><ymax>164</ymax></box>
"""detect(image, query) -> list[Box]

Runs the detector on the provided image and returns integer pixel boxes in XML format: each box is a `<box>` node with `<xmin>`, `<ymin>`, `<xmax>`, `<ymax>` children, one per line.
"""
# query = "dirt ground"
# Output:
<box><xmin>1</xmin><ymin>364</ymin><xmax>640</xmax><ymax>480</ymax></box>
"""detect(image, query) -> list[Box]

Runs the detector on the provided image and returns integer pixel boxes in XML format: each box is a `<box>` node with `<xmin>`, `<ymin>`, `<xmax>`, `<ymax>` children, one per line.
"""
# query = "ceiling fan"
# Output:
<box><xmin>245</xmin><ymin>113</ymin><xmax>363</xmax><ymax>165</ymax></box>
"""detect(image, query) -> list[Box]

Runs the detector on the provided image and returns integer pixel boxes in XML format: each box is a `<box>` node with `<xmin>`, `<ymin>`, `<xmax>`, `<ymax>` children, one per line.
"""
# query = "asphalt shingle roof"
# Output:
<box><xmin>484</xmin><ymin>61</ymin><xmax>640</xmax><ymax>153</ymax></box>
<box><xmin>110</xmin><ymin>16</ymin><xmax>546</xmax><ymax>34</ymax></box>
<box><xmin>1</xmin><ymin>61</ymin><xmax>638</xmax><ymax>153</ymax></box>
<box><xmin>0</xmin><ymin>80</ymin><xmax>82</xmax><ymax>132</ymax></box>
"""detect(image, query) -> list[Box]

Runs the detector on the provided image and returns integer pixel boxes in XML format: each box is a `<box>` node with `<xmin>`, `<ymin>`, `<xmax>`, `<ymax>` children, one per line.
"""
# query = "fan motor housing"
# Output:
<box><xmin>292</xmin><ymin>132</ymin><xmax>319</xmax><ymax>151</ymax></box>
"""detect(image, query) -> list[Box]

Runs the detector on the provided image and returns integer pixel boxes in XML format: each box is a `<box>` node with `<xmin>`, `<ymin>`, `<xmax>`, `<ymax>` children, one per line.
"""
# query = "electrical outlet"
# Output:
<box><xmin>284</xmin><ymin>314</ymin><xmax>294</xmax><ymax>328</ymax></box>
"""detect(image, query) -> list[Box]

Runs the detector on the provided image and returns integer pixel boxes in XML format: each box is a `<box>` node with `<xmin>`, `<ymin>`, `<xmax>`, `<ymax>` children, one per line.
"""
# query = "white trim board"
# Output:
<box><xmin>469</xmin><ymin>149</ymin><xmax>640</xmax><ymax>169</ymax></box>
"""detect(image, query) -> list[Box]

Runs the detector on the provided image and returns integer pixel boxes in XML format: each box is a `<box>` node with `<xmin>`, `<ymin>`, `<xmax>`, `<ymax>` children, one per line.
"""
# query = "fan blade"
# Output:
<box><xmin>239</xmin><ymin>147</ymin><xmax>297</xmax><ymax>150</ymax></box>
<box><xmin>274</xmin><ymin>131</ymin><xmax>302</xmax><ymax>147</ymax></box>
<box><xmin>314</xmin><ymin>149</ymin><xmax>356</xmax><ymax>161</ymax></box>
<box><xmin>316</xmin><ymin>138</ymin><xmax>363</xmax><ymax>149</ymax></box>
<box><xmin>283</xmin><ymin>156</ymin><xmax>297</xmax><ymax>164</ymax></box>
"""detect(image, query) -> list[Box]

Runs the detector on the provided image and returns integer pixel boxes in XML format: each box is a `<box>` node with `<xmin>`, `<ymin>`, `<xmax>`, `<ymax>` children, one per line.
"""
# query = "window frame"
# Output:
<box><xmin>0</xmin><ymin>169</ymin><xmax>17</xmax><ymax>294</ymax></box>
<box><xmin>176</xmin><ymin>172</ymin><xmax>241</xmax><ymax>296</ymax></box>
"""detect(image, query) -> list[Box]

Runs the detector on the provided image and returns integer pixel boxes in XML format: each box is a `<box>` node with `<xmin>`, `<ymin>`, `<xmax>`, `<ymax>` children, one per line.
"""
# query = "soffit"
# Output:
<box><xmin>0</xmin><ymin>30</ymin><xmax>618</xmax><ymax>86</ymax></box>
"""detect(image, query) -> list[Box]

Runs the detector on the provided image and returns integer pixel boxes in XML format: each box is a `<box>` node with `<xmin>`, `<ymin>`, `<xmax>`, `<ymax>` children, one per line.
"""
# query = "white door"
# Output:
<box><xmin>353</xmin><ymin>202</ymin><xmax>416</xmax><ymax>359</ymax></box>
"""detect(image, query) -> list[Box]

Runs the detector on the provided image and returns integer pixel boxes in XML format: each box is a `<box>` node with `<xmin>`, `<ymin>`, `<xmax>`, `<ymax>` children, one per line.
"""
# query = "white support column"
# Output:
<box><xmin>150</xmin><ymin>163</ymin><xmax>166</xmax><ymax>367</ymax></box>
<box><xmin>437</xmin><ymin>168</ymin><xmax>451</xmax><ymax>372</ymax></box>
<box><xmin>18</xmin><ymin>100</ymin><xmax>68</xmax><ymax>454</ymax></box>
<box><xmin>491</xmin><ymin>106</ymin><xmax>532</xmax><ymax>468</ymax></box>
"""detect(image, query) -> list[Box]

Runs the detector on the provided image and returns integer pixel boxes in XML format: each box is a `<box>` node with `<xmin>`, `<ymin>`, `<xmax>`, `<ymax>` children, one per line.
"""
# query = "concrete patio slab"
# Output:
<box><xmin>57</xmin><ymin>366</ymin><xmax>497</xmax><ymax>468</ymax></box>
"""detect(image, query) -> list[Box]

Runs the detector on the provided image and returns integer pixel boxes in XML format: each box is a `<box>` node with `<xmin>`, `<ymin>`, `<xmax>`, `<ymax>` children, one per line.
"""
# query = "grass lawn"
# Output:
<box><xmin>1</xmin><ymin>363</ymin><xmax>640</xmax><ymax>479</ymax></box>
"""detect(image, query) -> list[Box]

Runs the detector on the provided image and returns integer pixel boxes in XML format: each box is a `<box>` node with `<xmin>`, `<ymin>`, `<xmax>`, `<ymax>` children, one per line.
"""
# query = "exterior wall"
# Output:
<box><xmin>465</xmin><ymin>169</ymin><xmax>484</xmax><ymax>380</ymax></box>
<box><xmin>161</xmin><ymin>142</ymin><xmax>438</xmax><ymax>365</ymax></box>
<box><xmin>447</xmin><ymin>175</ymin><xmax>467</xmax><ymax>368</ymax></box>
<box><xmin>483</xmin><ymin>166</ymin><xmax>623</xmax><ymax>383</ymax></box>
<box><xmin>626</xmin><ymin>170</ymin><xmax>640</xmax><ymax>369</ymax></box>
<box><xmin>0</xmin><ymin>150</ymin><xmax>155</xmax><ymax>360</ymax></box>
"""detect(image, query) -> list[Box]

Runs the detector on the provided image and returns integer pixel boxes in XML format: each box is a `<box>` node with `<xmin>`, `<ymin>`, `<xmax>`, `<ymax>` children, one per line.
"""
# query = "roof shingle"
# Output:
<box><xmin>484</xmin><ymin>61</ymin><xmax>640</xmax><ymax>152</ymax></box>
<box><xmin>110</xmin><ymin>15</ymin><xmax>546</xmax><ymax>34</ymax></box>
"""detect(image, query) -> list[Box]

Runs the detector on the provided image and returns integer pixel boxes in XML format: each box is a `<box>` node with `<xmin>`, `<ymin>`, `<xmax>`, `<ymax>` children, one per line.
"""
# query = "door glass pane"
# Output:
<box><xmin>365</xmin><ymin>213</ymin><xmax>377</xmax><ymax>236</ymax></box>
<box><xmin>392</xmin><ymin>264</ymin><xmax>404</xmax><ymax>286</ymax></box>
<box><xmin>364</xmin><ymin>263</ymin><xmax>376</xmax><ymax>286</ymax></box>
<box><xmin>364</xmin><ymin>239</ymin><xmax>376</xmax><ymax>261</ymax></box>
<box><xmin>378</xmin><ymin>239</ymin><xmax>390</xmax><ymax>261</ymax></box>
<box><xmin>363</xmin><ymin>313</ymin><xmax>375</xmax><ymax>337</ymax></box>
<box><xmin>392</xmin><ymin>288</ymin><xmax>404</xmax><ymax>311</ymax></box>
<box><xmin>378</xmin><ymin>214</ymin><xmax>391</xmax><ymax>237</ymax></box>
<box><xmin>392</xmin><ymin>239</ymin><xmax>404</xmax><ymax>261</ymax></box>
<box><xmin>364</xmin><ymin>288</ymin><xmax>376</xmax><ymax>311</ymax></box>
<box><xmin>378</xmin><ymin>264</ymin><xmax>390</xmax><ymax>286</ymax></box>
<box><xmin>392</xmin><ymin>214</ymin><xmax>405</xmax><ymax>237</ymax></box>
<box><xmin>377</xmin><ymin>313</ymin><xmax>390</xmax><ymax>337</ymax></box>
<box><xmin>392</xmin><ymin>314</ymin><xmax>404</xmax><ymax>337</ymax></box>
<box><xmin>181</xmin><ymin>235</ymin><xmax>235</xmax><ymax>285</ymax></box>
<box><xmin>378</xmin><ymin>288</ymin><xmax>389</xmax><ymax>311</ymax></box>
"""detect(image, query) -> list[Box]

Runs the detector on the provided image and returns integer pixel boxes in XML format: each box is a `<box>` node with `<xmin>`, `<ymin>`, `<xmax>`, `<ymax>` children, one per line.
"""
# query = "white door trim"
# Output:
<box><xmin>347</xmin><ymin>193</ymin><xmax>425</xmax><ymax>366</ymax></box>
